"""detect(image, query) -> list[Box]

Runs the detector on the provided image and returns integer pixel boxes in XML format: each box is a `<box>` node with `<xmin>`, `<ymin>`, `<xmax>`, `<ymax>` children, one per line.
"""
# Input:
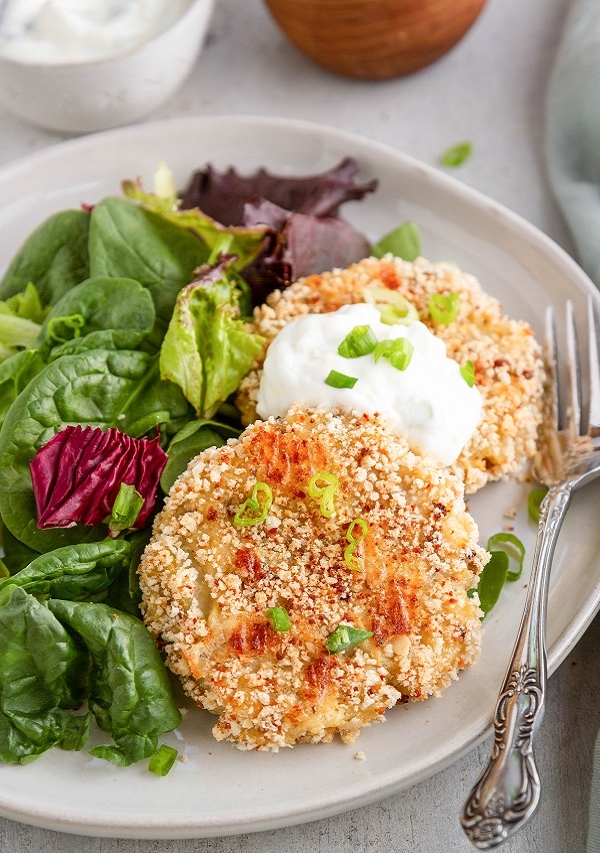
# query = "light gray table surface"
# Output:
<box><xmin>0</xmin><ymin>0</ymin><xmax>598</xmax><ymax>851</ymax></box>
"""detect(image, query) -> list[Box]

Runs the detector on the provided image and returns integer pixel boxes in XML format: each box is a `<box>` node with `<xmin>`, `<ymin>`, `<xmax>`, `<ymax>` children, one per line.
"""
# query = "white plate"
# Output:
<box><xmin>0</xmin><ymin>115</ymin><xmax>599</xmax><ymax>840</ymax></box>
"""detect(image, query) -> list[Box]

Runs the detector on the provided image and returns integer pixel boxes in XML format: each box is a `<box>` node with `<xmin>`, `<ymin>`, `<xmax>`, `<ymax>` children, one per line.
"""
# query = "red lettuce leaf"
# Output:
<box><xmin>180</xmin><ymin>157</ymin><xmax>377</xmax><ymax>226</ymax></box>
<box><xmin>179</xmin><ymin>158</ymin><xmax>377</xmax><ymax>304</ymax></box>
<box><xmin>30</xmin><ymin>425</ymin><xmax>167</xmax><ymax>531</ymax></box>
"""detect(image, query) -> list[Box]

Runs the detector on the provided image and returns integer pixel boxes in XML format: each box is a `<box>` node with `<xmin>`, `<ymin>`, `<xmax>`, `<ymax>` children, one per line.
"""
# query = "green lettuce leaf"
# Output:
<box><xmin>159</xmin><ymin>264</ymin><xmax>264</xmax><ymax>418</ymax></box>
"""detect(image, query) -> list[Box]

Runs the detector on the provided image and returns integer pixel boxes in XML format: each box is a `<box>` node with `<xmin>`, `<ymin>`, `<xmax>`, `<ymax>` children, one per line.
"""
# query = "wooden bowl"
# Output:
<box><xmin>263</xmin><ymin>0</ymin><xmax>488</xmax><ymax>80</ymax></box>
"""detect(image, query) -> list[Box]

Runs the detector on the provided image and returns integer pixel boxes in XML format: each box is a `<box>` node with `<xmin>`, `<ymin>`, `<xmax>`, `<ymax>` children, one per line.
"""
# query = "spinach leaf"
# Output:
<box><xmin>88</xmin><ymin>198</ymin><xmax>210</xmax><ymax>324</ymax></box>
<box><xmin>48</xmin><ymin>328</ymin><xmax>149</xmax><ymax>360</ymax></box>
<box><xmin>0</xmin><ymin>348</ymin><xmax>190</xmax><ymax>553</ymax></box>
<box><xmin>0</xmin><ymin>539</ymin><xmax>131</xmax><ymax>601</ymax></box>
<box><xmin>0</xmin><ymin>350</ymin><xmax>46</xmax><ymax>430</ymax></box>
<box><xmin>48</xmin><ymin>599</ymin><xmax>181</xmax><ymax>766</ymax></box>
<box><xmin>159</xmin><ymin>271</ymin><xmax>264</xmax><ymax>418</ymax></box>
<box><xmin>161</xmin><ymin>418</ymin><xmax>240</xmax><ymax>493</ymax></box>
<box><xmin>1</xmin><ymin>523</ymin><xmax>39</xmax><ymax>573</ymax></box>
<box><xmin>103</xmin><ymin>529</ymin><xmax>148</xmax><ymax>617</ymax></box>
<box><xmin>0</xmin><ymin>585</ymin><xmax>91</xmax><ymax>764</ymax></box>
<box><xmin>40</xmin><ymin>277</ymin><xmax>155</xmax><ymax>348</ymax></box>
<box><xmin>0</xmin><ymin>210</ymin><xmax>90</xmax><ymax>305</ymax></box>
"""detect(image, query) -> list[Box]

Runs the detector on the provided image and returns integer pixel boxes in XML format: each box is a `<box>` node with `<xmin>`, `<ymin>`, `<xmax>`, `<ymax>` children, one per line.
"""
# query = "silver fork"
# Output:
<box><xmin>461</xmin><ymin>296</ymin><xmax>600</xmax><ymax>849</ymax></box>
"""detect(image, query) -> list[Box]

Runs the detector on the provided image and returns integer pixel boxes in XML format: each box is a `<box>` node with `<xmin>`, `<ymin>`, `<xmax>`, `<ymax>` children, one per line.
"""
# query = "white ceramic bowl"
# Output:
<box><xmin>0</xmin><ymin>0</ymin><xmax>214</xmax><ymax>134</ymax></box>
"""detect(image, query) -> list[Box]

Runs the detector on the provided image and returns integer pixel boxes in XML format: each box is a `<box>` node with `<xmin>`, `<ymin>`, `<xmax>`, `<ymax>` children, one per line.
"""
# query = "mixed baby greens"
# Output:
<box><xmin>0</xmin><ymin>158</ymin><xmax>379</xmax><ymax>768</ymax></box>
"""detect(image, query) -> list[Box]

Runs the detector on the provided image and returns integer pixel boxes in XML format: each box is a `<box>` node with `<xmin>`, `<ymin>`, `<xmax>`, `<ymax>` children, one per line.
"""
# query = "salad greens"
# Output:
<box><xmin>0</xmin><ymin>158</ymin><xmax>376</xmax><ymax>769</ymax></box>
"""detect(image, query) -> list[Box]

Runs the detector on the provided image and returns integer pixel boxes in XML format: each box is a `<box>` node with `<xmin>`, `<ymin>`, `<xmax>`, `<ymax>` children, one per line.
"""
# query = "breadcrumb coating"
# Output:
<box><xmin>237</xmin><ymin>255</ymin><xmax>545</xmax><ymax>493</ymax></box>
<box><xmin>138</xmin><ymin>407</ymin><xmax>486</xmax><ymax>751</ymax></box>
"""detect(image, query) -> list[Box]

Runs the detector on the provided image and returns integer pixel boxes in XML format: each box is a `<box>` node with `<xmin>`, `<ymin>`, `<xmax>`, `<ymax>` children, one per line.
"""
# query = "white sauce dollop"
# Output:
<box><xmin>257</xmin><ymin>303</ymin><xmax>482</xmax><ymax>466</ymax></box>
<box><xmin>0</xmin><ymin>0</ymin><xmax>191</xmax><ymax>63</ymax></box>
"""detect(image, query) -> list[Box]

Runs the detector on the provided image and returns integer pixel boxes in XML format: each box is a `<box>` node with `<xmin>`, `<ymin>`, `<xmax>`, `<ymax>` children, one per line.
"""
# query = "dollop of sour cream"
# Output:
<box><xmin>256</xmin><ymin>303</ymin><xmax>482</xmax><ymax>466</ymax></box>
<box><xmin>0</xmin><ymin>0</ymin><xmax>191</xmax><ymax>64</ymax></box>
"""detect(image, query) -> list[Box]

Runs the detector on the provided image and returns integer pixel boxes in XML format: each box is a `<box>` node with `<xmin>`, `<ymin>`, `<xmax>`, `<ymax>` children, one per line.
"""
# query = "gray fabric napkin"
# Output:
<box><xmin>546</xmin><ymin>0</ymin><xmax>600</xmax><ymax>290</ymax></box>
<box><xmin>545</xmin><ymin>2</ymin><xmax>600</xmax><ymax>849</ymax></box>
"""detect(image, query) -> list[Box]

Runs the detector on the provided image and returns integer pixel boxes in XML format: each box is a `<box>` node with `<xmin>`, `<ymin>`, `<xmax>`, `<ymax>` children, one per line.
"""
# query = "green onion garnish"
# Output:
<box><xmin>267</xmin><ymin>606</ymin><xmax>291</xmax><ymax>632</ymax></box>
<box><xmin>428</xmin><ymin>292</ymin><xmax>460</xmax><ymax>324</ymax></box>
<box><xmin>372</xmin><ymin>220</ymin><xmax>421</xmax><ymax>262</ymax></box>
<box><xmin>528</xmin><ymin>487</ymin><xmax>548</xmax><ymax>523</ymax></box>
<box><xmin>363</xmin><ymin>286</ymin><xmax>419</xmax><ymax>326</ymax></box>
<box><xmin>470</xmin><ymin>550</ymin><xmax>509</xmax><ymax>617</ymax></box>
<box><xmin>308</xmin><ymin>471</ymin><xmax>339</xmax><ymax>518</ymax></box>
<box><xmin>108</xmin><ymin>483</ymin><xmax>144</xmax><ymax>533</ymax></box>
<box><xmin>440</xmin><ymin>141</ymin><xmax>473</xmax><ymax>168</ymax></box>
<box><xmin>325</xmin><ymin>370</ymin><xmax>358</xmax><ymax>389</ymax></box>
<box><xmin>344</xmin><ymin>517</ymin><xmax>369</xmax><ymax>571</ymax></box>
<box><xmin>233</xmin><ymin>482</ymin><xmax>273</xmax><ymax>526</ymax></box>
<box><xmin>487</xmin><ymin>532</ymin><xmax>525</xmax><ymax>581</ymax></box>
<box><xmin>337</xmin><ymin>325</ymin><xmax>378</xmax><ymax>358</ymax></box>
<box><xmin>460</xmin><ymin>360</ymin><xmax>476</xmax><ymax>387</ymax></box>
<box><xmin>374</xmin><ymin>337</ymin><xmax>414</xmax><ymax>371</ymax></box>
<box><xmin>148</xmin><ymin>744</ymin><xmax>178</xmax><ymax>777</ymax></box>
<box><xmin>325</xmin><ymin>623</ymin><xmax>373</xmax><ymax>654</ymax></box>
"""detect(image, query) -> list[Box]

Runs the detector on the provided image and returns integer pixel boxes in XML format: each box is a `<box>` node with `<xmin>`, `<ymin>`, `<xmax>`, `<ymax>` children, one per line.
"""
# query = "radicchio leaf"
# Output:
<box><xmin>30</xmin><ymin>425</ymin><xmax>167</xmax><ymax>531</ymax></box>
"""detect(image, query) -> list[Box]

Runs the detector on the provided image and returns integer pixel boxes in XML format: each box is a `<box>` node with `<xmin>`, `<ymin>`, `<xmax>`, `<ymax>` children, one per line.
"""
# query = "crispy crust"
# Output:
<box><xmin>237</xmin><ymin>255</ymin><xmax>545</xmax><ymax>493</ymax></box>
<box><xmin>138</xmin><ymin>407</ymin><xmax>486</xmax><ymax>751</ymax></box>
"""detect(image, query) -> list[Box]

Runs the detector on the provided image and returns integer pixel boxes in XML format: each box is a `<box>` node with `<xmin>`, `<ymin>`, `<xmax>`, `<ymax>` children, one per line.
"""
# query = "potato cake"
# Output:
<box><xmin>237</xmin><ymin>255</ymin><xmax>545</xmax><ymax>493</ymax></box>
<box><xmin>138</xmin><ymin>406</ymin><xmax>486</xmax><ymax>751</ymax></box>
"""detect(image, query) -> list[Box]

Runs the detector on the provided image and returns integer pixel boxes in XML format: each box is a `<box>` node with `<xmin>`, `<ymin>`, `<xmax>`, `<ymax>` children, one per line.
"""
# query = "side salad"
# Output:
<box><xmin>0</xmin><ymin>158</ymin><xmax>390</xmax><ymax>768</ymax></box>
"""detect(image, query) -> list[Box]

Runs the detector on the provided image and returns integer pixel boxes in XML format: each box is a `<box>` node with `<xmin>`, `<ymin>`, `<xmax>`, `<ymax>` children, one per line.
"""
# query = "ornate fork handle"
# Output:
<box><xmin>461</xmin><ymin>482</ymin><xmax>573</xmax><ymax>849</ymax></box>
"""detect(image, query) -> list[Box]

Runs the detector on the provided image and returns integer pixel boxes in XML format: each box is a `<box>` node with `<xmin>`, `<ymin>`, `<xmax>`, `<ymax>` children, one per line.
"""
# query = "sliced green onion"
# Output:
<box><xmin>337</xmin><ymin>325</ymin><xmax>378</xmax><ymax>358</ymax></box>
<box><xmin>374</xmin><ymin>337</ymin><xmax>414</xmax><ymax>371</ymax></box>
<box><xmin>308</xmin><ymin>471</ymin><xmax>339</xmax><ymax>518</ymax></box>
<box><xmin>372</xmin><ymin>220</ymin><xmax>421</xmax><ymax>262</ymax></box>
<box><xmin>148</xmin><ymin>744</ymin><xmax>178</xmax><ymax>777</ymax></box>
<box><xmin>344</xmin><ymin>517</ymin><xmax>369</xmax><ymax>571</ymax></box>
<box><xmin>233</xmin><ymin>482</ymin><xmax>273</xmax><ymax>526</ymax></box>
<box><xmin>428</xmin><ymin>292</ymin><xmax>460</xmax><ymax>325</ymax></box>
<box><xmin>487</xmin><ymin>532</ymin><xmax>525</xmax><ymax>582</ymax></box>
<box><xmin>470</xmin><ymin>550</ymin><xmax>509</xmax><ymax>617</ymax></box>
<box><xmin>528</xmin><ymin>487</ymin><xmax>548</xmax><ymax>523</ymax></box>
<box><xmin>460</xmin><ymin>360</ymin><xmax>476</xmax><ymax>387</ymax></box>
<box><xmin>440</xmin><ymin>141</ymin><xmax>473</xmax><ymax>168</ymax></box>
<box><xmin>363</xmin><ymin>286</ymin><xmax>419</xmax><ymax>326</ymax></box>
<box><xmin>108</xmin><ymin>483</ymin><xmax>144</xmax><ymax>533</ymax></box>
<box><xmin>325</xmin><ymin>623</ymin><xmax>373</xmax><ymax>654</ymax></box>
<box><xmin>267</xmin><ymin>606</ymin><xmax>291</xmax><ymax>632</ymax></box>
<box><xmin>325</xmin><ymin>369</ymin><xmax>358</xmax><ymax>389</ymax></box>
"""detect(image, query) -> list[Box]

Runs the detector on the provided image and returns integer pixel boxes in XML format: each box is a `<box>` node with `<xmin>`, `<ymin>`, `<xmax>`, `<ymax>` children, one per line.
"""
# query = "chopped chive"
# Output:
<box><xmin>308</xmin><ymin>471</ymin><xmax>339</xmax><ymax>518</ymax></box>
<box><xmin>363</xmin><ymin>286</ymin><xmax>419</xmax><ymax>326</ymax></box>
<box><xmin>460</xmin><ymin>360</ymin><xmax>476</xmax><ymax>387</ymax></box>
<box><xmin>267</xmin><ymin>606</ymin><xmax>291</xmax><ymax>632</ymax></box>
<box><xmin>470</xmin><ymin>550</ymin><xmax>509</xmax><ymax>617</ymax></box>
<box><xmin>344</xmin><ymin>517</ymin><xmax>369</xmax><ymax>571</ymax></box>
<box><xmin>428</xmin><ymin>292</ymin><xmax>460</xmax><ymax>325</ymax></box>
<box><xmin>337</xmin><ymin>325</ymin><xmax>378</xmax><ymax>358</ymax></box>
<box><xmin>440</xmin><ymin>141</ymin><xmax>473</xmax><ymax>168</ymax></box>
<box><xmin>487</xmin><ymin>532</ymin><xmax>525</xmax><ymax>581</ymax></box>
<box><xmin>372</xmin><ymin>220</ymin><xmax>421</xmax><ymax>261</ymax></box>
<box><xmin>528</xmin><ymin>487</ymin><xmax>548</xmax><ymax>523</ymax></box>
<box><xmin>108</xmin><ymin>483</ymin><xmax>144</xmax><ymax>533</ymax></box>
<box><xmin>325</xmin><ymin>623</ymin><xmax>373</xmax><ymax>654</ymax></box>
<box><xmin>325</xmin><ymin>369</ymin><xmax>358</xmax><ymax>389</ymax></box>
<box><xmin>148</xmin><ymin>744</ymin><xmax>178</xmax><ymax>776</ymax></box>
<box><xmin>374</xmin><ymin>337</ymin><xmax>414</xmax><ymax>371</ymax></box>
<box><xmin>233</xmin><ymin>482</ymin><xmax>273</xmax><ymax>526</ymax></box>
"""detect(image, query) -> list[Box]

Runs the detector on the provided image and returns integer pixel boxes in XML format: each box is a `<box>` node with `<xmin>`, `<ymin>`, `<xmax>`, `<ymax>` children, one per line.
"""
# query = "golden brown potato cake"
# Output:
<box><xmin>237</xmin><ymin>255</ymin><xmax>545</xmax><ymax>493</ymax></box>
<box><xmin>138</xmin><ymin>406</ymin><xmax>486</xmax><ymax>751</ymax></box>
